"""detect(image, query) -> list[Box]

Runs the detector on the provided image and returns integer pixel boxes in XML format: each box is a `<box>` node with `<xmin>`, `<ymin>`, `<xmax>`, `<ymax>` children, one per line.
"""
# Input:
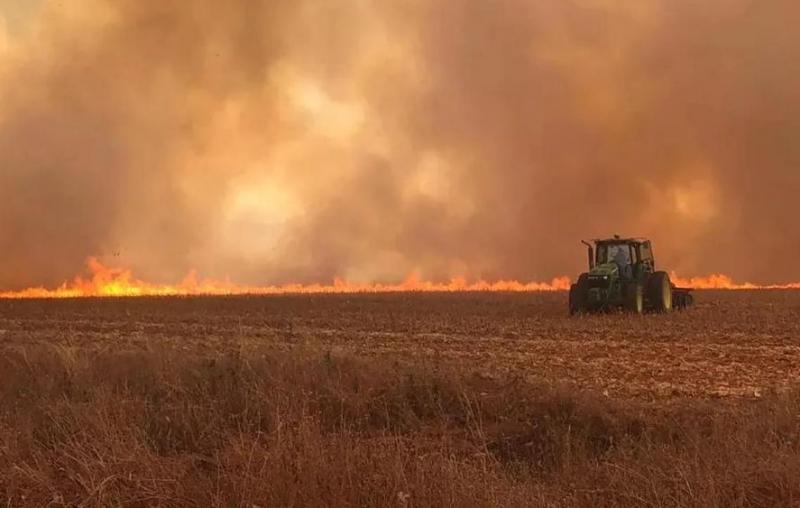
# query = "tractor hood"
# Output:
<box><xmin>589</xmin><ymin>262</ymin><xmax>619</xmax><ymax>278</ymax></box>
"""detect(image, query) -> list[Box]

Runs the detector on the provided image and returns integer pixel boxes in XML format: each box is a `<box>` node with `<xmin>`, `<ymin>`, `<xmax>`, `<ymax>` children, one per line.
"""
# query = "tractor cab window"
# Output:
<box><xmin>597</xmin><ymin>243</ymin><xmax>632</xmax><ymax>266</ymax></box>
<box><xmin>640</xmin><ymin>242</ymin><xmax>654</xmax><ymax>264</ymax></box>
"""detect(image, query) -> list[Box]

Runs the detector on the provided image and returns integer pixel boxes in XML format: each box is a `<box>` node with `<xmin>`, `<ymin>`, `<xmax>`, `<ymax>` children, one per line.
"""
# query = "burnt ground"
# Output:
<box><xmin>1</xmin><ymin>290</ymin><xmax>798</xmax><ymax>400</ymax></box>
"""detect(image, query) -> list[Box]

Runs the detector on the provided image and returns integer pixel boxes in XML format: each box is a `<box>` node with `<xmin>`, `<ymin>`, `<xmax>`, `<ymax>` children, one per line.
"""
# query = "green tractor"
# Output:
<box><xmin>569</xmin><ymin>236</ymin><xmax>693</xmax><ymax>315</ymax></box>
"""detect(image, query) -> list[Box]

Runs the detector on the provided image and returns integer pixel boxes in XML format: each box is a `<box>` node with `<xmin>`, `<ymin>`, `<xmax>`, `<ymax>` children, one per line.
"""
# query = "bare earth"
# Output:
<box><xmin>1</xmin><ymin>290</ymin><xmax>798</xmax><ymax>400</ymax></box>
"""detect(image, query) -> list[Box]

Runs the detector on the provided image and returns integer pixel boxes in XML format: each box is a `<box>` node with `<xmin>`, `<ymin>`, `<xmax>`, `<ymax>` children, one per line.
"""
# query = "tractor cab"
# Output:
<box><xmin>588</xmin><ymin>237</ymin><xmax>655</xmax><ymax>283</ymax></box>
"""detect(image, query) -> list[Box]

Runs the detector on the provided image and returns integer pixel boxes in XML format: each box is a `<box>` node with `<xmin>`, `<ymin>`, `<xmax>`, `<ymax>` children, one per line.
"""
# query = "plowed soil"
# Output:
<box><xmin>1</xmin><ymin>290</ymin><xmax>798</xmax><ymax>399</ymax></box>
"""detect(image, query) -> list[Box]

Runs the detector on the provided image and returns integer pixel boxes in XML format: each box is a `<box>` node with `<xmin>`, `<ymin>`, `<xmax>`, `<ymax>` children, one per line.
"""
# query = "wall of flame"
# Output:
<box><xmin>1</xmin><ymin>258</ymin><xmax>797</xmax><ymax>299</ymax></box>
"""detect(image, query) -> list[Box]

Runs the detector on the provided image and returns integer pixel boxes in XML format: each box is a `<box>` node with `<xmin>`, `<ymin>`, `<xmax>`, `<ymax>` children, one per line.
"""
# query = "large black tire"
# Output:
<box><xmin>569</xmin><ymin>274</ymin><xmax>589</xmax><ymax>315</ymax></box>
<box><xmin>647</xmin><ymin>271</ymin><xmax>673</xmax><ymax>313</ymax></box>
<box><xmin>625</xmin><ymin>283</ymin><xmax>644</xmax><ymax>314</ymax></box>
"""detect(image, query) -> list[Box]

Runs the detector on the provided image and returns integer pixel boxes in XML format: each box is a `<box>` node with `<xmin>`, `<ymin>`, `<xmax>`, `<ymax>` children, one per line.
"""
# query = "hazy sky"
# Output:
<box><xmin>1</xmin><ymin>0</ymin><xmax>798</xmax><ymax>288</ymax></box>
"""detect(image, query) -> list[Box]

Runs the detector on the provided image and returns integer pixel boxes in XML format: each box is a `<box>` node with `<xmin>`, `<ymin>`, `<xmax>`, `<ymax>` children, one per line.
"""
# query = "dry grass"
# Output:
<box><xmin>0</xmin><ymin>344</ymin><xmax>799</xmax><ymax>507</ymax></box>
<box><xmin>3</xmin><ymin>290</ymin><xmax>799</xmax><ymax>399</ymax></box>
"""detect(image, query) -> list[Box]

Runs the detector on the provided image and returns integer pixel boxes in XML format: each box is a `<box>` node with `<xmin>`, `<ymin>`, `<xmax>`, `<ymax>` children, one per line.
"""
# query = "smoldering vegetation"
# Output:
<box><xmin>0</xmin><ymin>345</ymin><xmax>798</xmax><ymax>507</ymax></box>
<box><xmin>2</xmin><ymin>0</ymin><xmax>800</xmax><ymax>289</ymax></box>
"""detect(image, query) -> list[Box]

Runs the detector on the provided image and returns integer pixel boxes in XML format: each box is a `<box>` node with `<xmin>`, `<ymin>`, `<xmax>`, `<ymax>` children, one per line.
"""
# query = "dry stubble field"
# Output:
<box><xmin>2</xmin><ymin>290</ymin><xmax>798</xmax><ymax>399</ymax></box>
<box><xmin>1</xmin><ymin>290</ymin><xmax>799</xmax><ymax>507</ymax></box>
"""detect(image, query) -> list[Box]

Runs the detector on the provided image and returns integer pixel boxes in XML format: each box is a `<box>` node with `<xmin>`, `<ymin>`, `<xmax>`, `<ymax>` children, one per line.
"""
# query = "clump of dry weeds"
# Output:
<box><xmin>0</xmin><ymin>345</ymin><xmax>798</xmax><ymax>507</ymax></box>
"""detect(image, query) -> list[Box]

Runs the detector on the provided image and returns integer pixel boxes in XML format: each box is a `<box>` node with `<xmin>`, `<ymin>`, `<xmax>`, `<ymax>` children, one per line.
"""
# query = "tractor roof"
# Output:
<box><xmin>593</xmin><ymin>236</ymin><xmax>649</xmax><ymax>244</ymax></box>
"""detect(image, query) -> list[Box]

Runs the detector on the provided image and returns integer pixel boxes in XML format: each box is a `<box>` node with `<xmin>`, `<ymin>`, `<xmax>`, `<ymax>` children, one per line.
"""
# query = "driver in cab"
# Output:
<box><xmin>612</xmin><ymin>246</ymin><xmax>633</xmax><ymax>279</ymax></box>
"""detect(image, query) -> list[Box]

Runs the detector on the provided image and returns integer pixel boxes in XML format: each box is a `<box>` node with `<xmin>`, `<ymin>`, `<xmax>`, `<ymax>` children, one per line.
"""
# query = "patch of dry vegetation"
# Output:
<box><xmin>0</xmin><ymin>344</ymin><xmax>798</xmax><ymax>507</ymax></box>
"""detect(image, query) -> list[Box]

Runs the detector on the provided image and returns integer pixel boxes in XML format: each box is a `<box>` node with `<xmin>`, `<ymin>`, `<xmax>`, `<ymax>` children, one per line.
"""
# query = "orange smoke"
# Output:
<box><xmin>0</xmin><ymin>258</ymin><xmax>572</xmax><ymax>298</ymax></box>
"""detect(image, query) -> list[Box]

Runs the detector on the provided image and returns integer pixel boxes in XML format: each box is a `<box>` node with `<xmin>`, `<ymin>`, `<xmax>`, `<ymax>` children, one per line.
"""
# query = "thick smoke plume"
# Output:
<box><xmin>1</xmin><ymin>0</ymin><xmax>799</xmax><ymax>289</ymax></box>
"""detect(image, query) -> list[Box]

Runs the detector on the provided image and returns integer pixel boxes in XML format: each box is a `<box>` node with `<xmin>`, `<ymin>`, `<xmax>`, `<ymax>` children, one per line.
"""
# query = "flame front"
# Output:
<box><xmin>3</xmin><ymin>259</ymin><xmax>800</xmax><ymax>299</ymax></box>
<box><xmin>0</xmin><ymin>258</ymin><xmax>572</xmax><ymax>298</ymax></box>
<box><xmin>669</xmin><ymin>273</ymin><xmax>800</xmax><ymax>290</ymax></box>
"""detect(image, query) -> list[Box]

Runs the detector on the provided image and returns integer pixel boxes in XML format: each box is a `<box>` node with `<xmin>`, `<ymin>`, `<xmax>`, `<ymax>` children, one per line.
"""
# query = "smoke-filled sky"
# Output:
<box><xmin>1</xmin><ymin>0</ymin><xmax>799</xmax><ymax>289</ymax></box>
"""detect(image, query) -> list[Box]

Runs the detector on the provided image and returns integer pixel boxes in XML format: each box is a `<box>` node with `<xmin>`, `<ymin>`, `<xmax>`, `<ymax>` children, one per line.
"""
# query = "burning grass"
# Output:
<box><xmin>3</xmin><ymin>257</ymin><xmax>800</xmax><ymax>299</ymax></box>
<box><xmin>1</xmin><ymin>345</ymin><xmax>799</xmax><ymax>507</ymax></box>
<box><xmin>0</xmin><ymin>258</ymin><xmax>571</xmax><ymax>298</ymax></box>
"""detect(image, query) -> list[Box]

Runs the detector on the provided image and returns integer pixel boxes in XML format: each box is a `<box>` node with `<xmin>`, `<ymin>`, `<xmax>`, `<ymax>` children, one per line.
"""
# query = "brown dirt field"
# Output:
<box><xmin>2</xmin><ymin>289</ymin><xmax>798</xmax><ymax>400</ymax></box>
<box><xmin>2</xmin><ymin>291</ymin><xmax>800</xmax><ymax>506</ymax></box>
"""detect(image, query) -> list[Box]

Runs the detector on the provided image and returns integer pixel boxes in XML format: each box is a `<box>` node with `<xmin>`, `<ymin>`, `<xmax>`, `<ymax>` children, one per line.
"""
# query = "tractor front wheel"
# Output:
<box><xmin>647</xmin><ymin>271</ymin><xmax>673</xmax><ymax>313</ymax></box>
<box><xmin>569</xmin><ymin>274</ymin><xmax>589</xmax><ymax>315</ymax></box>
<box><xmin>625</xmin><ymin>283</ymin><xmax>644</xmax><ymax>314</ymax></box>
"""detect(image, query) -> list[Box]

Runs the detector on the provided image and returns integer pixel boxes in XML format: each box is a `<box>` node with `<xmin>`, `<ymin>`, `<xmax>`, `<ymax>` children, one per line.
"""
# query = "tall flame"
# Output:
<box><xmin>0</xmin><ymin>258</ymin><xmax>572</xmax><ymax>298</ymax></box>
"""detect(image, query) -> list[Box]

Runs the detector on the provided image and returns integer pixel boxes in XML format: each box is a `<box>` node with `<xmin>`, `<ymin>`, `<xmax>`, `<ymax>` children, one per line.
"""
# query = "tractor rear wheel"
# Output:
<box><xmin>625</xmin><ymin>283</ymin><xmax>644</xmax><ymax>314</ymax></box>
<box><xmin>647</xmin><ymin>271</ymin><xmax>673</xmax><ymax>313</ymax></box>
<box><xmin>569</xmin><ymin>274</ymin><xmax>589</xmax><ymax>315</ymax></box>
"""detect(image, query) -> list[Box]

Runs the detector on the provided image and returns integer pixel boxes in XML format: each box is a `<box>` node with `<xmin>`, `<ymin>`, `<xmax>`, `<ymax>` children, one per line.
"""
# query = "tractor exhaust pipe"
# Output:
<box><xmin>581</xmin><ymin>240</ymin><xmax>595</xmax><ymax>269</ymax></box>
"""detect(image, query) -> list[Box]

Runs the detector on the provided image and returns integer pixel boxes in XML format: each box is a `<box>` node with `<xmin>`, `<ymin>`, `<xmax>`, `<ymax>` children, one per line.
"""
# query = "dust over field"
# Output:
<box><xmin>1</xmin><ymin>291</ymin><xmax>799</xmax><ymax>506</ymax></box>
